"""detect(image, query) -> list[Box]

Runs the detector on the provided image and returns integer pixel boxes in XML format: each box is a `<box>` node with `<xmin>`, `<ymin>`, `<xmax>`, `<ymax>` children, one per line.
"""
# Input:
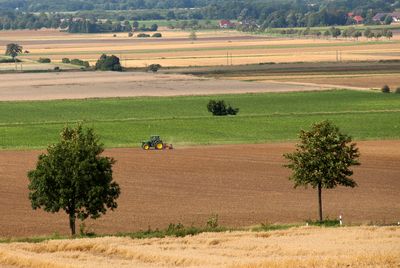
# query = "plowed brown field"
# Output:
<box><xmin>1</xmin><ymin>141</ymin><xmax>399</xmax><ymax>238</ymax></box>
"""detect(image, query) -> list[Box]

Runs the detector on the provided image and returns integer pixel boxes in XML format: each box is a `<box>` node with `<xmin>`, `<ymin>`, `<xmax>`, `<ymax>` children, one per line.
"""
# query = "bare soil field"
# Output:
<box><xmin>1</xmin><ymin>227</ymin><xmax>399</xmax><ymax>268</ymax></box>
<box><xmin>0</xmin><ymin>72</ymin><xmax>333</xmax><ymax>101</ymax></box>
<box><xmin>0</xmin><ymin>141</ymin><xmax>399</xmax><ymax>238</ymax></box>
<box><xmin>1</xmin><ymin>29</ymin><xmax>400</xmax><ymax>68</ymax></box>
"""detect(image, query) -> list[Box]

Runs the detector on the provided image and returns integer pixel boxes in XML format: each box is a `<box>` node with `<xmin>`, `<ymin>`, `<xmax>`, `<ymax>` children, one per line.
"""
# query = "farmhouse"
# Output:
<box><xmin>373</xmin><ymin>12</ymin><xmax>400</xmax><ymax>23</ymax></box>
<box><xmin>219</xmin><ymin>20</ymin><xmax>236</xmax><ymax>29</ymax></box>
<box><xmin>373</xmin><ymin>13</ymin><xmax>387</xmax><ymax>22</ymax></box>
<box><xmin>348</xmin><ymin>13</ymin><xmax>364</xmax><ymax>24</ymax></box>
<box><xmin>391</xmin><ymin>12</ymin><xmax>400</xmax><ymax>22</ymax></box>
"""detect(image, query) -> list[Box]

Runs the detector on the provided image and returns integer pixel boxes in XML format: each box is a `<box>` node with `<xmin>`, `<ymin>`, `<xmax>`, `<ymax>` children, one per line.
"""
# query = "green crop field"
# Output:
<box><xmin>1</xmin><ymin>90</ymin><xmax>399</xmax><ymax>149</ymax></box>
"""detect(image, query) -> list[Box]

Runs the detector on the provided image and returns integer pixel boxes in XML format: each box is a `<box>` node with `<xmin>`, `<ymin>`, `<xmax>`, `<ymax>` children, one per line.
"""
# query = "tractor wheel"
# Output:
<box><xmin>142</xmin><ymin>144</ymin><xmax>150</xmax><ymax>150</ymax></box>
<box><xmin>155</xmin><ymin>143</ymin><xmax>164</xmax><ymax>150</ymax></box>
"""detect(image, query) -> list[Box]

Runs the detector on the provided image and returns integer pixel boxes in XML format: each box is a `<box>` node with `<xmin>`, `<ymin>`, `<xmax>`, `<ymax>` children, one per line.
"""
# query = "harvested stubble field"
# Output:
<box><xmin>227</xmin><ymin>73</ymin><xmax>400</xmax><ymax>90</ymax></box>
<box><xmin>0</xmin><ymin>226</ymin><xmax>399</xmax><ymax>268</ymax></box>
<box><xmin>0</xmin><ymin>141</ymin><xmax>399</xmax><ymax>238</ymax></box>
<box><xmin>177</xmin><ymin>61</ymin><xmax>400</xmax><ymax>90</ymax></box>
<box><xmin>1</xmin><ymin>29</ymin><xmax>400</xmax><ymax>69</ymax></box>
<box><xmin>0</xmin><ymin>71</ymin><xmax>330</xmax><ymax>101</ymax></box>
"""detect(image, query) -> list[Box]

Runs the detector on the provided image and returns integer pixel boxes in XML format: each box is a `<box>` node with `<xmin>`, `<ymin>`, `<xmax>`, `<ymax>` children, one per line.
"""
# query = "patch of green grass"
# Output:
<box><xmin>306</xmin><ymin>219</ymin><xmax>341</xmax><ymax>227</ymax></box>
<box><xmin>252</xmin><ymin>222</ymin><xmax>299</xmax><ymax>232</ymax></box>
<box><xmin>1</xmin><ymin>90</ymin><xmax>400</xmax><ymax>149</ymax></box>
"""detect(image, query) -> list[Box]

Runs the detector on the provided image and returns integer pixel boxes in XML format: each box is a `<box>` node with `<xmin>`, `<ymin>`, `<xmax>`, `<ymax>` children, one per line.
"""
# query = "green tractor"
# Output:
<box><xmin>142</xmin><ymin>135</ymin><xmax>173</xmax><ymax>150</ymax></box>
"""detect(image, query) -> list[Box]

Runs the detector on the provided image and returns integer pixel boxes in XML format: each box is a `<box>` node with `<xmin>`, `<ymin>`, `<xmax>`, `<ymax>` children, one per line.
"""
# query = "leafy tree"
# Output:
<box><xmin>207</xmin><ymin>100</ymin><xmax>239</xmax><ymax>116</ymax></box>
<box><xmin>189</xmin><ymin>30</ymin><xmax>197</xmax><ymax>40</ymax></box>
<box><xmin>150</xmin><ymin>23</ymin><xmax>158</xmax><ymax>31</ymax></box>
<box><xmin>381</xmin><ymin>85</ymin><xmax>390</xmax><ymax>93</ymax></box>
<box><xmin>284</xmin><ymin>121</ymin><xmax>360</xmax><ymax>222</ymax></box>
<box><xmin>5</xmin><ymin>43</ymin><xmax>22</xmax><ymax>69</ymax></box>
<box><xmin>384</xmin><ymin>15</ymin><xmax>393</xmax><ymax>25</ymax></box>
<box><xmin>95</xmin><ymin>54</ymin><xmax>122</xmax><ymax>71</ymax></box>
<box><xmin>5</xmin><ymin>43</ymin><xmax>22</xmax><ymax>59</ymax></box>
<box><xmin>28</xmin><ymin>125</ymin><xmax>120</xmax><ymax>235</ymax></box>
<box><xmin>148</xmin><ymin>63</ymin><xmax>161</xmax><ymax>72</ymax></box>
<box><xmin>330</xmin><ymin>27</ymin><xmax>341</xmax><ymax>38</ymax></box>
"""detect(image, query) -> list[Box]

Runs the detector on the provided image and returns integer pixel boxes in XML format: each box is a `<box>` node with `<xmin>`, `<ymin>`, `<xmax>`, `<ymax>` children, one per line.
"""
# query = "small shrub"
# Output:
<box><xmin>395</xmin><ymin>87</ymin><xmax>400</xmax><ymax>94</ymax></box>
<box><xmin>152</xmin><ymin>33</ymin><xmax>162</xmax><ymax>38</ymax></box>
<box><xmin>0</xmin><ymin>58</ymin><xmax>21</xmax><ymax>63</ymax></box>
<box><xmin>381</xmin><ymin>85</ymin><xmax>391</xmax><ymax>93</ymax></box>
<box><xmin>148</xmin><ymin>63</ymin><xmax>161</xmax><ymax>72</ymax></box>
<box><xmin>113</xmin><ymin>34</ymin><xmax>117</xmax><ymax>37</ymax></box>
<box><xmin>207</xmin><ymin>100</ymin><xmax>239</xmax><ymax>116</ymax></box>
<box><xmin>61</xmin><ymin>58</ymin><xmax>70</xmax><ymax>64</ymax></box>
<box><xmin>306</xmin><ymin>219</ymin><xmax>340</xmax><ymax>227</ymax></box>
<box><xmin>206</xmin><ymin>214</ymin><xmax>219</xmax><ymax>229</ymax></box>
<box><xmin>128</xmin><ymin>32</ymin><xmax>133</xmax><ymax>37</ymax></box>
<box><xmin>38</xmin><ymin>57</ymin><xmax>51</xmax><ymax>63</ymax></box>
<box><xmin>79</xmin><ymin>222</ymin><xmax>96</xmax><ymax>237</ymax></box>
<box><xmin>137</xmin><ymin>33</ymin><xmax>150</xmax><ymax>38</ymax></box>
<box><xmin>54</xmin><ymin>66</ymin><xmax>60</xmax><ymax>71</ymax></box>
<box><xmin>70</xmin><ymin>59</ymin><xmax>90</xmax><ymax>68</ymax></box>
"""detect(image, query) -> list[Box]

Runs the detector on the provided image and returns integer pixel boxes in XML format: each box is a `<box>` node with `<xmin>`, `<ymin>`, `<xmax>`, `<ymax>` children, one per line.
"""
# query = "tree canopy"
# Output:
<box><xmin>95</xmin><ymin>54</ymin><xmax>122</xmax><ymax>71</ymax></box>
<box><xmin>27</xmin><ymin>125</ymin><xmax>121</xmax><ymax>235</ymax></box>
<box><xmin>5</xmin><ymin>43</ymin><xmax>22</xmax><ymax>59</ymax></box>
<box><xmin>284</xmin><ymin>120</ymin><xmax>360</xmax><ymax>222</ymax></box>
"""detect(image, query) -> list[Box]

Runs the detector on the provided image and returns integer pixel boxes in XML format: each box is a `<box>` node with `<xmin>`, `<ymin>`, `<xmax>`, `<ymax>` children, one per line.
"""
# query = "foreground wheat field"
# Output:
<box><xmin>0</xmin><ymin>226</ymin><xmax>399</xmax><ymax>268</ymax></box>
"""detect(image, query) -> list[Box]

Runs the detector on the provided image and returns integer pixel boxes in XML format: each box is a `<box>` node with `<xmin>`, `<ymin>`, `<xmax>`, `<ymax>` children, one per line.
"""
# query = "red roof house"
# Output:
<box><xmin>219</xmin><ymin>20</ymin><xmax>236</xmax><ymax>29</ymax></box>
<box><xmin>353</xmin><ymin>16</ymin><xmax>364</xmax><ymax>24</ymax></box>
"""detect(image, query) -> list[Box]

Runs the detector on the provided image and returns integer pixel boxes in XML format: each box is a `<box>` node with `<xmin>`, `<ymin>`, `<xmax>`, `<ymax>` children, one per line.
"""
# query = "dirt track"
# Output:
<box><xmin>0</xmin><ymin>72</ymin><xmax>332</xmax><ymax>101</ymax></box>
<box><xmin>0</xmin><ymin>141</ymin><xmax>399</xmax><ymax>237</ymax></box>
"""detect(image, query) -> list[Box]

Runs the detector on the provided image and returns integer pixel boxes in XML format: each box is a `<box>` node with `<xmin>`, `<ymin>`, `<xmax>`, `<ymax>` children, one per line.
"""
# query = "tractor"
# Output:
<box><xmin>142</xmin><ymin>135</ymin><xmax>173</xmax><ymax>150</ymax></box>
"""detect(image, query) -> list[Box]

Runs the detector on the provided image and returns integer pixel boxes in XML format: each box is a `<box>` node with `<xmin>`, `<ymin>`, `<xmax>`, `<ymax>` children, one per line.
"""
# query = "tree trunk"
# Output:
<box><xmin>69</xmin><ymin>211</ymin><xmax>76</xmax><ymax>236</ymax></box>
<box><xmin>318</xmin><ymin>183</ymin><xmax>323</xmax><ymax>222</ymax></box>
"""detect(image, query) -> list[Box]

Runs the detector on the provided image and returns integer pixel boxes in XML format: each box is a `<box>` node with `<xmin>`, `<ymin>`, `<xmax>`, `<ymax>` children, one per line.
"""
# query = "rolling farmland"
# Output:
<box><xmin>1</xmin><ymin>26</ymin><xmax>400</xmax><ymax>268</ymax></box>
<box><xmin>1</xmin><ymin>29</ymin><xmax>400</xmax><ymax>69</ymax></box>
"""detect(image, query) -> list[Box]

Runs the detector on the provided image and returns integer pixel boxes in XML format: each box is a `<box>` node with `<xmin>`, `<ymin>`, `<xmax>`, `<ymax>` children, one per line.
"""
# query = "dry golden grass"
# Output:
<box><xmin>0</xmin><ymin>226</ymin><xmax>399</xmax><ymax>268</ymax></box>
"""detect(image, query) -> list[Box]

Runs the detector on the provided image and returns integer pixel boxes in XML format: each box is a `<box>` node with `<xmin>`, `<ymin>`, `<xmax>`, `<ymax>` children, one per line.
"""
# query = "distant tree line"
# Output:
<box><xmin>274</xmin><ymin>27</ymin><xmax>393</xmax><ymax>40</ymax></box>
<box><xmin>0</xmin><ymin>11</ymin><xmax>62</xmax><ymax>30</ymax></box>
<box><xmin>1</xmin><ymin>0</ymin><xmax>399</xmax><ymax>14</ymax></box>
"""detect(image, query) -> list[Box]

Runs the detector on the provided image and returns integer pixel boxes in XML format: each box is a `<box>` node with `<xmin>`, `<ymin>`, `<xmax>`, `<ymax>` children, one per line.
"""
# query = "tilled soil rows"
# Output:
<box><xmin>0</xmin><ymin>141</ymin><xmax>399</xmax><ymax>237</ymax></box>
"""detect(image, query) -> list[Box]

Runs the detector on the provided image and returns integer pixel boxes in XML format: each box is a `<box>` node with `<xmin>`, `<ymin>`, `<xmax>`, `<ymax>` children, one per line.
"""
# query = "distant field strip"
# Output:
<box><xmin>22</xmin><ymin>40</ymin><xmax>399</xmax><ymax>57</ymax></box>
<box><xmin>1</xmin><ymin>109</ymin><xmax>400</xmax><ymax>127</ymax></box>
<box><xmin>0</xmin><ymin>90</ymin><xmax>399</xmax><ymax>149</ymax></box>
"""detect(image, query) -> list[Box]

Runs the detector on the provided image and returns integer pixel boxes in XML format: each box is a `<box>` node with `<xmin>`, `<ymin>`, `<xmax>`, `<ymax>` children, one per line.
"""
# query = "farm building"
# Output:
<box><xmin>348</xmin><ymin>13</ymin><xmax>364</xmax><ymax>24</ymax></box>
<box><xmin>219</xmin><ymin>20</ymin><xmax>236</xmax><ymax>29</ymax></box>
<box><xmin>373</xmin><ymin>12</ymin><xmax>400</xmax><ymax>23</ymax></box>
